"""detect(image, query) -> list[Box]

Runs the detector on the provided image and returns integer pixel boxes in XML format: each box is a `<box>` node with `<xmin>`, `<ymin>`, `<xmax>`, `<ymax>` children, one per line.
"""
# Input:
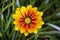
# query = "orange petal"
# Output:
<box><xmin>36</xmin><ymin>25</ymin><xmax>42</xmax><ymax>29</ymax></box>
<box><xmin>27</xmin><ymin>29</ymin><xmax>32</xmax><ymax>33</ymax></box>
<box><xmin>27</xmin><ymin>5</ymin><xmax>32</xmax><ymax>16</ymax></box>
<box><xmin>20</xmin><ymin>6</ymin><xmax>26</xmax><ymax>17</ymax></box>
<box><xmin>32</xmin><ymin>7</ymin><xmax>37</xmax><ymax>15</ymax></box>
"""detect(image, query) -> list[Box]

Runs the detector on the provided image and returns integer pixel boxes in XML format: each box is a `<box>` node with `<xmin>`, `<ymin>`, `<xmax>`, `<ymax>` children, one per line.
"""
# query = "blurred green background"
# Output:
<box><xmin>0</xmin><ymin>0</ymin><xmax>60</xmax><ymax>40</ymax></box>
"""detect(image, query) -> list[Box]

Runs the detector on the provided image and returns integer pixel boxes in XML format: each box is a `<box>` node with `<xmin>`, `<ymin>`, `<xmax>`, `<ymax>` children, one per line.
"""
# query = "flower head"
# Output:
<box><xmin>12</xmin><ymin>5</ymin><xmax>44</xmax><ymax>36</ymax></box>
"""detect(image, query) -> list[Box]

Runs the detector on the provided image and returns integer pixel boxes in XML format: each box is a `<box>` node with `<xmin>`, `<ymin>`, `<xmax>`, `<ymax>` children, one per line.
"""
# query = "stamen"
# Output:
<box><xmin>24</xmin><ymin>17</ymin><xmax>31</xmax><ymax>24</ymax></box>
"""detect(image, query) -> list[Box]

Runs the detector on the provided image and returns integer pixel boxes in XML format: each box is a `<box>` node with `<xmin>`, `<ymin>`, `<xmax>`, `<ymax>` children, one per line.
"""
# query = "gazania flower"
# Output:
<box><xmin>12</xmin><ymin>5</ymin><xmax>44</xmax><ymax>36</ymax></box>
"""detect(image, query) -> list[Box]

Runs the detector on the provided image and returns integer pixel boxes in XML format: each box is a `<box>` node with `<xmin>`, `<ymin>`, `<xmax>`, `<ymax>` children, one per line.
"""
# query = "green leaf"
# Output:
<box><xmin>1</xmin><ymin>2</ymin><xmax>14</xmax><ymax>13</ymax></box>
<box><xmin>30</xmin><ymin>0</ymin><xmax>36</xmax><ymax>6</ymax></box>
<box><xmin>34</xmin><ymin>34</ymin><xmax>38</xmax><ymax>40</ymax></box>
<box><xmin>5</xmin><ymin>17</ymin><xmax>13</xmax><ymax>32</ymax></box>
<box><xmin>0</xmin><ymin>32</ymin><xmax>2</xmax><ymax>37</ymax></box>
<box><xmin>38</xmin><ymin>31</ymin><xmax>60</xmax><ymax>36</ymax></box>
<box><xmin>11</xmin><ymin>31</ymin><xmax>16</xmax><ymax>40</ymax></box>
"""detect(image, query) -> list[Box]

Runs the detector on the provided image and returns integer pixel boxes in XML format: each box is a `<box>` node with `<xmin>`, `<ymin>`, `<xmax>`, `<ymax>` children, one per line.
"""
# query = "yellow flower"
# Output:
<box><xmin>12</xmin><ymin>5</ymin><xmax>44</xmax><ymax>36</ymax></box>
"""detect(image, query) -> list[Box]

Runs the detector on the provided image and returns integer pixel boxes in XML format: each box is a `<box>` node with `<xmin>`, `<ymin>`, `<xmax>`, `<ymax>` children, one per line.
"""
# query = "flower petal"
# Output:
<box><xmin>20</xmin><ymin>27</ymin><xmax>26</xmax><ymax>33</ymax></box>
<box><xmin>27</xmin><ymin>5</ymin><xmax>32</xmax><ymax>16</ymax></box>
<box><xmin>13</xmin><ymin>21</ymin><xmax>18</xmax><ymax>25</ymax></box>
<box><xmin>37</xmin><ymin>11</ymin><xmax>43</xmax><ymax>17</ymax></box>
<box><xmin>20</xmin><ymin>6</ymin><xmax>27</xmax><ymax>17</ymax></box>
<box><xmin>24</xmin><ymin>31</ymin><xmax>29</xmax><ymax>36</ymax></box>
<box><xmin>12</xmin><ymin>14</ymin><xmax>20</xmax><ymax>19</ymax></box>
<box><xmin>36</xmin><ymin>25</ymin><xmax>42</xmax><ymax>29</ymax></box>
<box><xmin>15</xmin><ymin>8</ymin><xmax>20</xmax><ymax>14</ymax></box>
<box><xmin>27</xmin><ymin>5</ymin><xmax>32</xmax><ymax>10</ymax></box>
<box><xmin>15</xmin><ymin>26</ymin><xmax>20</xmax><ymax>31</ymax></box>
<box><xmin>13</xmin><ymin>20</ymin><xmax>21</xmax><ymax>26</ymax></box>
<box><xmin>37</xmin><ymin>17</ymin><xmax>42</xmax><ymax>23</ymax></box>
<box><xmin>32</xmin><ymin>29</ymin><xmax>38</xmax><ymax>34</ymax></box>
<box><xmin>27</xmin><ymin>27</ymin><xmax>33</xmax><ymax>33</ymax></box>
<box><xmin>39</xmin><ymin>21</ymin><xmax>44</xmax><ymax>25</ymax></box>
<box><xmin>32</xmin><ymin>7</ymin><xmax>37</xmax><ymax>12</ymax></box>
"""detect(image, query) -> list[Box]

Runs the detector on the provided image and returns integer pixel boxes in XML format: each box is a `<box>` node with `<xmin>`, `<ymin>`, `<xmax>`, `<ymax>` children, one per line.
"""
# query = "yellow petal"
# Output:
<box><xmin>37</xmin><ymin>17</ymin><xmax>42</xmax><ymax>23</ymax></box>
<box><xmin>27</xmin><ymin>5</ymin><xmax>32</xmax><ymax>9</ymax></box>
<box><xmin>32</xmin><ymin>29</ymin><xmax>38</xmax><ymax>34</ymax></box>
<box><xmin>12</xmin><ymin>8</ymin><xmax>23</xmax><ymax>19</ymax></box>
<box><xmin>13</xmin><ymin>21</ymin><xmax>19</xmax><ymax>25</ymax></box>
<box><xmin>32</xmin><ymin>7</ymin><xmax>37</xmax><ymax>12</ymax></box>
<box><xmin>36</xmin><ymin>25</ymin><xmax>42</xmax><ymax>29</ymax></box>
<box><xmin>15</xmin><ymin>26</ymin><xmax>20</xmax><ymax>31</ymax></box>
<box><xmin>40</xmin><ymin>21</ymin><xmax>44</xmax><ymax>25</ymax></box>
<box><xmin>24</xmin><ymin>31</ymin><xmax>29</xmax><ymax>36</ymax></box>
<box><xmin>12</xmin><ymin>14</ymin><xmax>20</xmax><ymax>19</ymax></box>
<box><xmin>20</xmin><ymin>6</ymin><xmax>27</xmax><ymax>17</ymax></box>
<box><xmin>20</xmin><ymin>27</ymin><xmax>26</xmax><ymax>33</ymax></box>
<box><xmin>37</xmin><ymin>11</ymin><xmax>43</xmax><ymax>17</ymax></box>
<box><xmin>27</xmin><ymin>5</ymin><xmax>32</xmax><ymax>12</ymax></box>
<box><xmin>15</xmin><ymin>8</ymin><xmax>20</xmax><ymax>14</ymax></box>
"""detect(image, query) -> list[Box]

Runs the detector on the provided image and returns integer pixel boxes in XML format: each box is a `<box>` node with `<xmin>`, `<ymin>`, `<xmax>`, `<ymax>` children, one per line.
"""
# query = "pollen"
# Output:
<box><xmin>25</xmin><ymin>17</ymin><xmax>31</xmax><ymax>24</ymax></box>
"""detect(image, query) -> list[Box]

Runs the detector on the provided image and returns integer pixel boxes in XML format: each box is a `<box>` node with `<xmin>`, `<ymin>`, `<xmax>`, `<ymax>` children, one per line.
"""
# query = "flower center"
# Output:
<box><xmin>25</xmin><ymin>17</ymin><xmax>31</xmax><ymax>24</ymax></box>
